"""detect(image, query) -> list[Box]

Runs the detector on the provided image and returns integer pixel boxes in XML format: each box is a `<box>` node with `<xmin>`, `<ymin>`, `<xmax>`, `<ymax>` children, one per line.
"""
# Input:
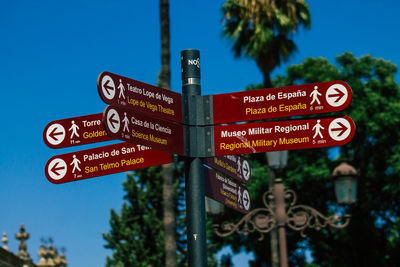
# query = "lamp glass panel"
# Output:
<box><xmin>334</xmin><ymin>176</ymin><xmax>357</xmax><ymax>204</ymax></box>
<box><xmin>205</xmin><ymin>197</ymin><xmax>224</xmax><ymax>214</ymax></box>
<box><xmin>267</xmin><ymin>151</ymin><xmax>281</xmax><ymax>169</ymax></box>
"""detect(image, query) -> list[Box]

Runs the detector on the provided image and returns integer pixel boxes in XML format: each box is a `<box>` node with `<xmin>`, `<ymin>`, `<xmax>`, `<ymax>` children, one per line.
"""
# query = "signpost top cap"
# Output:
<box><xmin>181</xmin><ymin>49</ymin><xmax>200</xmax><ymax>80</ymax></box>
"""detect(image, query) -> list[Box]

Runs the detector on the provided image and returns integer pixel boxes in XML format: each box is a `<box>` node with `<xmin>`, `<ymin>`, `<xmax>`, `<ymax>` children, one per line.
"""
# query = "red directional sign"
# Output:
<box><xmin>213</xmin><ymin>115</ymin><xmax>355</xmax><ymax>156</ymax></box>
<box><xmin>204</xmin><ymin>168</ymin><xmax>251</xmax><ymax>214</ymax></box>
<box><xmin>212</xmin><ymin>81</ymin><xmax>352</xmax><ymax>124</ymax></box>
<box><xmin>103</xmin><ymin>105</ymin><xmax>185</xmax><ymax>155</ymax></box>
<box><xmin>43</xmin><ymin>113</ymin><xmax>111</xmax><ymax>149</ymax></box>
<box><xmin>97</xmin><ymin>71</ymin><xmax>183</xmax><ymax>123</ymax></box>
<box><xmin>203</xmin><ymin>155</ymin><xmax>251</xmax><ymax>184</ymax></box>
<box><xmin>45</xmin><ymin>142</ymin><xmax>172</xmax><ymax>184</ymax></box>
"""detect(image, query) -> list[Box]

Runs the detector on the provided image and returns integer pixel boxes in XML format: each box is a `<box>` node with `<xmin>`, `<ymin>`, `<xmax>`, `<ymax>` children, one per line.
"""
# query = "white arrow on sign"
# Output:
<box><xmin>242</xmin><ymin>160</ymin><xmax>251</xmax><ymax>181</ymax></box>
<box><xmin>242</xmin><ymin>189</ymin><xmax>250</xmax><ymax>211</ymax></box>
<box><xmin>329</xmin><ymin>118</ymin><xmax>351</xmax><ymax>141</ymax></box>
<box><xmin>101</xmin><ymin>75</ymin><xmax>116</xmax><ymax>100</ymax></box>
<box><xmin>106</xmin><ymin>108</ymin><xmax>120</xmax><ymax>134</ymax></box>
<box><xmin>326</xmin><ymin>84</ymin><xmax>348</xmax><ymax>107</ymax></box>
<box><xmin>48</xmin><ymin>158</ymin><xmax>67</xmax><ymax>180</ymax></box>
<box><xmin>46</xmin><ymin>123</ymin><xmax>66</xmax><ymax>145</ymax></box>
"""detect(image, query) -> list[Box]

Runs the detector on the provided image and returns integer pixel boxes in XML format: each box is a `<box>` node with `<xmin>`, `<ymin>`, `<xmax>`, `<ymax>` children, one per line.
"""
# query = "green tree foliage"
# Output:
<box><xmin>103</xmin><ymin>163</ymin><xmax>222</xmax><ymax>266</ymax></box>
<box><xmin>211</xmin><ymin>53</ymin><xmax>400</xmax><ymax>266</ymax></box>
<box><xmin>103</xmin><ymin>166</ymin><xmax>168</xmax><ymax>267</ymax></box>
<box><xmin>103</xmin><ymin>163</ymin><xmax>195</xmax><ymax>267</ymax></box>
<box><xmin>222</xmin><ymin>0</ymin><xmax>311</xmax><ymax>87</ymax></box>
<box><xmin>281</xmin><ymin>53</ymin><xmax>400</xmax><ymax>267</ymax></box>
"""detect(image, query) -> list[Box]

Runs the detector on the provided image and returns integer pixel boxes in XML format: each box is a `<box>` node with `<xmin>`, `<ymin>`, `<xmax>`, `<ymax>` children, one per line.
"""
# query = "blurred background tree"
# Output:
<box><xmin>211</xmin><ymin>52</ymin><xmax>400</xmax><ymax>267</ymax></box>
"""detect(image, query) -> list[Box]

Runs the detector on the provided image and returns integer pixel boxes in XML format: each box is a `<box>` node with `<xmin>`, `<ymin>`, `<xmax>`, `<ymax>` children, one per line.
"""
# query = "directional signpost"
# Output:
<box><xmin>44</xmin><ymin>48</ymin><xmax>357</xmax><ymax>267</ymax></box>
<box><xmin>211</xmin><ymin>80</ymin><xmax>352</xmax><ymax>124</ymax></box>
<box><xmin>45</xmin><ymin>142</ymin><xmax>172</xmax><ymax>184</ymax></box>
<box><xmin>203</xmin><ymin>155</ymin><xmax>251</xmax><ymax>184</ymax></box>
<box><xmin>43</xmin><ymin>113</ymin><xmax>111</xmax><ymax>149</ymax></box>
<box><xmin>213</xmin><ymin>115</ymin><xmax>355</xmax><ymax>156</ymax></box>
<box><xmin>98</xmin><ymin>71</ymin><xmax>183</xmax><ymax>123</ymax></box>
<box><xmin>102</xmin><ymin>105</ymin><xmax>185</xmax><ymax>155</ymax></box>
<box><xmin>204</xmin><ymin>167</ymin><xmax>251</xmax><ymax>214</ymax></box>
<box><xmin>95</xmin><ymin>53</ymin><xmax>355</xmax><ymax>267</ymax></box>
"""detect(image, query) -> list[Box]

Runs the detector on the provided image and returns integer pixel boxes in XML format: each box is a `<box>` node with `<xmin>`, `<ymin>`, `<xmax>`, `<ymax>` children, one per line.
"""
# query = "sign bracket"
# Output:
<box><xmin>184</xmin><ymin>125</ymin><xmax>215</xmax><ymax>157</ymax></box>
<box><xmin>182</xmin><ymin>95</ymin><xmax>213</xmax><ymax>126</ymax></box>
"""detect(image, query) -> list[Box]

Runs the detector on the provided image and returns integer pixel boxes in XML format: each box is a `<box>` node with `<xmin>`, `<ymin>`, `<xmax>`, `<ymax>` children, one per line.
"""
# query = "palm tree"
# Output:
<box><xmin>222</xmin><ymin>0</ymin><xmax>311</xmax><ymax>88</ymax></box>
<box><xmin>158</xmin><ymin>1</ymin><xmax>177</xmax><ymax>267</ymax></box>
<box><xmin>222</xmin><ymin>1</ymin><xmax>311</xmax><ymax>266</ymax></box>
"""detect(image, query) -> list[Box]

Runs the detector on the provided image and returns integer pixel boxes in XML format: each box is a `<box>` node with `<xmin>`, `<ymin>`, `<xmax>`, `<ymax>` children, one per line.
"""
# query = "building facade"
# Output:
<box><xmin>1</xmin><ymin>225</ymin><xmax>67</xmax><ymax>267</ymax></box>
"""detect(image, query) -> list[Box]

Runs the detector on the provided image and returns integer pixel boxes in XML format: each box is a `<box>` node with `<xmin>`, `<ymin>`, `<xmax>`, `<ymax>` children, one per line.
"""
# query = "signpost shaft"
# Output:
<box><xmin>181</xmin><ymin>49</ymin><xmax>207</xmax><ymax>267</ymax></box>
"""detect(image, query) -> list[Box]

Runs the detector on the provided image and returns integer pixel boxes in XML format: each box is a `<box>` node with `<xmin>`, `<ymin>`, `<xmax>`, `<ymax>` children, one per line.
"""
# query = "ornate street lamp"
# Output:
<box><xmin>214</xmin><ymin>174</ymin><xmax>353</xmax><ymax>267</ymax></box>
<box><xmin>332</xmin><ymin>161</ymin><xmax>358</xmax><ymax>204</ymax></box>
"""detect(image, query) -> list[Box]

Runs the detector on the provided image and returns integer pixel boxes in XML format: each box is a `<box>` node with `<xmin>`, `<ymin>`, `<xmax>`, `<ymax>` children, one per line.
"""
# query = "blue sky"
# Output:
<box><xmin>1</xmin><ymin>0</ymin><xmax>399</xmax><ymax>266</ymax></box>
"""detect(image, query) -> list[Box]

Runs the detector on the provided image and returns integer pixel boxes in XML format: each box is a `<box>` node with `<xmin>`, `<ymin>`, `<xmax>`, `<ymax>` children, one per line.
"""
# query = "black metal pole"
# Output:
<box><xmin>273</xmin><ymin>179</ymin><xmax>288</xmax><ymax>267</ymax></box>
<box><xmin>268</xmin><ymin>168</ymin><xmax>280</xmax><ymax>267</ymax></box>
<box><xmin>181</xmin><ymin>49</ymin><xmax>207</xmax><ymax>267</ymax></box>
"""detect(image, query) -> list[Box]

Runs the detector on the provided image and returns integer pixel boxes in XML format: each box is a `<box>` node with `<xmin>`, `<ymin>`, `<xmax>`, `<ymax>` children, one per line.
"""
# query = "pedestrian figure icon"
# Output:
<box><xmin>70</xmin><ymin>155</ymin><xmax>81</xmax><ymax>174</ymax></box>
<box><xmin>312</xmin><ymin>119</ymin><xmax>325</xmax><ymax>139</ymax></box>
<box><xmin>237</xmin><ymin>158</ymin><xmax>242</xmax><ymax>175</ymax></box>
<box><xmin>310</xmin><ymin>86</ymin><xmax>322</xmax><ymax>105</ymax></box>
<box><xmin>118</xmin><ymin>79</ymin><xmax>125</xmax><ymax>99</ymax></box>
<box><xmin>69</xmin><ymin>121</ymin><xmax>80</xmax><ymax>139</ymax></box>
<box><xmin>123</xmin><ymin>113</ymin><xmax>130</xmax><ymax>132</ymax></box>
